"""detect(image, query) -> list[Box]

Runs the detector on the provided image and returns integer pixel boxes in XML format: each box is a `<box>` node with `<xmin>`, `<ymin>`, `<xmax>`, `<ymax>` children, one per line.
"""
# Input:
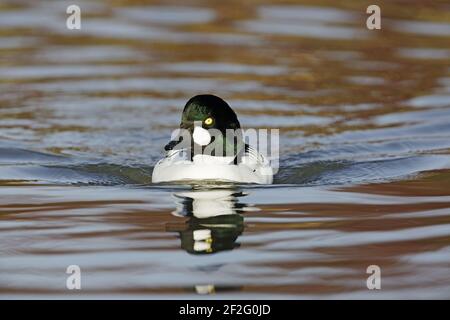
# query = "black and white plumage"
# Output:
<box><xmin>152</xmin><ymin>95</ymin><xmax>274</xmax><ymax>184</ymax></box>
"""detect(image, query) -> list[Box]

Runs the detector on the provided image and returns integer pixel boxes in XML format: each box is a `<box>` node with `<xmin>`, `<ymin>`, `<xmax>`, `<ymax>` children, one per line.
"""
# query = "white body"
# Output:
<box><xmin>152</xmin><ymin>148</ymin><xmax>273</xmax><ymax>184</ymax></box>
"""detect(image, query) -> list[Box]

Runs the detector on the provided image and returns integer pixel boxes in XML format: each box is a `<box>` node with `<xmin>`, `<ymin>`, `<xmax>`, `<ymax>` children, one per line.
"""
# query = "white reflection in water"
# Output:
<box><xmin>170</xmin><ymin>188</ymin><xmax>249</xmax><ymax>255</ymax></box>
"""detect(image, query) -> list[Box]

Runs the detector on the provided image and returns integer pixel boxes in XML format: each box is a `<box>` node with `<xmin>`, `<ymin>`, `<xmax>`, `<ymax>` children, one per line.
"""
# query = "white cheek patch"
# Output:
<box><xmin>193</xmin><ymin>126</ymin><xmax>211</xmax><ymax>146</ymax></box>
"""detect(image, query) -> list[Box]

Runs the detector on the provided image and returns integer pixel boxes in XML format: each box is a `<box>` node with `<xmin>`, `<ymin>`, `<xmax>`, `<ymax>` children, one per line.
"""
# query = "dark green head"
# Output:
<box><xmin>165</xmin><ymin>95</ymin><xmax>244</xmax><ymax>156</ymax></box>
<box><xmin>180</xmin><ymin>94</ymin><xmax>241</xmax><ymax>131</ymax></box>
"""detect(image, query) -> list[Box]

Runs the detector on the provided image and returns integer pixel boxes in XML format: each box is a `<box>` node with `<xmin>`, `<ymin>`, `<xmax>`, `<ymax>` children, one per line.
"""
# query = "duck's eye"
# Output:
<box><xmin>204</xmin><ymin>117</ymin><xmax>213</xmax><ymax>125</ymax></box>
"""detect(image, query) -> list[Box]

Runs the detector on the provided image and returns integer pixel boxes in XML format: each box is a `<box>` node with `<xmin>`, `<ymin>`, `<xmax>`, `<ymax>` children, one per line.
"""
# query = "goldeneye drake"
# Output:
<box><xmin>152</xmin><ymin>94</ymin><xmax>273</xmax><ymax>184</ymax></box>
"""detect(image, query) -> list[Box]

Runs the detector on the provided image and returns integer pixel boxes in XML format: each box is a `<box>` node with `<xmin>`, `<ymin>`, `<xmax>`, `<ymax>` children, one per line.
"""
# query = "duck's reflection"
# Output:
<box><xmin>169</xmin><ymin>188</ymin><xmax>248</xmax><ymax>255</ymax></box>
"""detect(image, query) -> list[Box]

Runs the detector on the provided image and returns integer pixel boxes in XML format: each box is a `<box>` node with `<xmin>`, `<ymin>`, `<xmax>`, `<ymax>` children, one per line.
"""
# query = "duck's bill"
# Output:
<box><xmin>164</xmin><ymin>139</ymin><xmax>181</xmax><ymax>151</ymax></box>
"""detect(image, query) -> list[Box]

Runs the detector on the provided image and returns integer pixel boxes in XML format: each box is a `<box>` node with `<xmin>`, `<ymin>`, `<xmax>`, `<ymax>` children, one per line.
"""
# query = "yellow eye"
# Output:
<box><xmin>204</xmin><ymin>117</ymin><xmax>213</xmax><ymax>125</ymax></box>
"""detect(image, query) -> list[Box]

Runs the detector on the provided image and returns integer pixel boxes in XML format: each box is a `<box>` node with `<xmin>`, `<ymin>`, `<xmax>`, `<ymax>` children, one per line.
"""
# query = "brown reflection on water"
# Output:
<box><xmin>343</xmin><ymin>170</ymin><xmax>450</xmax><ymax>197</ymax></box>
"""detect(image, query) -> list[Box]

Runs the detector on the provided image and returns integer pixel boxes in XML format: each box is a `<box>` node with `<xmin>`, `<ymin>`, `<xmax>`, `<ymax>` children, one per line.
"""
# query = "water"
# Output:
<box><xmin>0</xmin><ymin>0</ymin><xmax>449</xmax><ymax>299</ymax></box>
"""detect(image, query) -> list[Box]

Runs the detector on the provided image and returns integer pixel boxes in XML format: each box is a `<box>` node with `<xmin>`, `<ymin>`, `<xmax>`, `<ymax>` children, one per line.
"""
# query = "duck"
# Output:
<box><xmin>151</xmin><ymin>94</ymin><xmax>273</xmax><ymax>184</ymax></box>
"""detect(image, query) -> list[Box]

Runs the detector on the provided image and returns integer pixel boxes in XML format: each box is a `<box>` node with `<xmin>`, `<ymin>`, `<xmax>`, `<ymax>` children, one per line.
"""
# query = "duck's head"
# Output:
<box><xmin>165</xmin><ymin>94</ymin><xmax>243</xmax><ymax>154</ymax></box>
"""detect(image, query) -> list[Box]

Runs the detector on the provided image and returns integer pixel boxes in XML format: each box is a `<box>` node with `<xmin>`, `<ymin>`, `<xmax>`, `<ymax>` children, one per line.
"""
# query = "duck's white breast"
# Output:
<box><xmin>152</xmin><ymin>149</ymin><xmax>273</xmax><ymax>184</ymax></box>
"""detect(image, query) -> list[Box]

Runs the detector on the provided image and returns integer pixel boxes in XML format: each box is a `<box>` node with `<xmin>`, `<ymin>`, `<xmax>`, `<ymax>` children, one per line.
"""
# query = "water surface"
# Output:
<box><xmin>0</xmin><ymin>0</ymin><xmax>450</xmax><ymax>299</ymax></box>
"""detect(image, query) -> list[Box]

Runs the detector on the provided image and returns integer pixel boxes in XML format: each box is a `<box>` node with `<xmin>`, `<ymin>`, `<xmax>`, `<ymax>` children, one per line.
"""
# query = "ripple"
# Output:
<box><xmin>1</xmin><ymin>0</ymin><xmax>450</xmax><ymax>299</ymax></box>
<box><xmin>34</xmin><ymin>46</ymin><xmax>146</xmax><ymax>63</ymax></box>
<box><xmin>159</xmin><ymin>62</ymin><xmax>287</xmax><ymax>76</ymax></box>
<box><xmin>392</xmin><ymin>20</ymin><xmax>450</xmax><ymax>37</ymax></box>
<box><xmin>117</xmin><ymin>6</ymin><xmax>216</xmax><ymax>25</ymax></box>
<box><xmin>407</xmin><ymin>94</ymin><xmax>450</xmax><ymax>108</ymax></box>
<box><xmin>397</xmin><ymin>48</ymin><xmax>450</xmax><ymax>60</ymax></box>
<box><xmin>239</xmin><ymin>5</ymin><xmax>367</xmax><ymax>39</ymax></box>
<box><xmin>0</xmin><ymin>65</ymin><xmax>146</xmax><ymax>79</ymax></box>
